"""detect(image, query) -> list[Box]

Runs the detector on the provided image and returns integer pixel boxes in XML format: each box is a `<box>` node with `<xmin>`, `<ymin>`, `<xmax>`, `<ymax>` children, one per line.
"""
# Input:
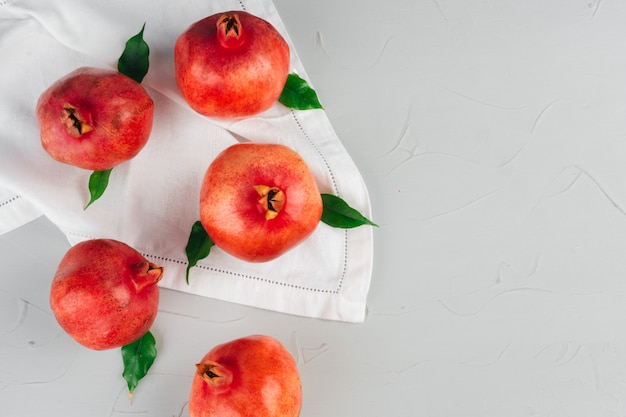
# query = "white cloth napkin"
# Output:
<box><xmin>0</xmin><ymin>0</ymin><xmax>373</xmax><ymax>322</ymax></box>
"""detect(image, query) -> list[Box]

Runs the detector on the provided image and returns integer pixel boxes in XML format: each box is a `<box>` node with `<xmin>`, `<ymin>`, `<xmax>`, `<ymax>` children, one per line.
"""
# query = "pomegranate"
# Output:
<box><xmin>36</xmin><ymin>67</ymin><xmax>154</xmax><ymax>171</ymax></box>
<box><xmin>50</xmin><ymin>239</ymin><xmax>163</xmax><ymax>350</ymax></box>
<box><xmin>189</xmin><ymin>335</ymin><xmax>302</xmax><ymax>417</ymax></box>
<box><xmin>174</xmin><ymin>11</ymin><xmax>290</xmax><ymax>118</ymax></box>
<box><xmin>199</xmin><ymin>143</ymin><xmax>322</xmax><ymax>262</ymax></box>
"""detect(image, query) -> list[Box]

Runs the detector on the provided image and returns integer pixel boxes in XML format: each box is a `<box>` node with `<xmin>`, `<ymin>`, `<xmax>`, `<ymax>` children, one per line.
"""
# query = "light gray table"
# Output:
<box><xmin>3</xmin><ymin>1</ymin><xmax>626</xmax><ymax>416</ymax></box>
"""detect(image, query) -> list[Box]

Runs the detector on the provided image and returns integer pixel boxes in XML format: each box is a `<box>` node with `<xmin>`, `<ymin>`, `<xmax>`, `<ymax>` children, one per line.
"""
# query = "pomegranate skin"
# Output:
<box><xmin>36</xmin><ymin>67</ymin><xmax>154</xmax><ymax>171</ymax></box>
<box><xmin>174</xmin><ymin>11</ymin><xmax>290</xmax><ymax>118</ymax></box>
<box><xmin>189</xmin><ymin>335</ymin><xmax>302</xmax><ymax>417</ymax></box>
<box><xmin>199</xmin><ymin>143</ymin><xmax>323</xmax><ymax>262</ymax></box>
<box><xmin>50</xmin><ymin>239</ymin><xmax>163</xmax><ymax>350</ymax></box>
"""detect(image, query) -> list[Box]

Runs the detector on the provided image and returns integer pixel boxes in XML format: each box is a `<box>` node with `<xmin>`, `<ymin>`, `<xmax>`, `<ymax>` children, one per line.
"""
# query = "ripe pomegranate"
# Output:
<box><xmin>36</xmin><ymin>67</ymin><xmax>154</xmax><ymax>171</ymax></box>
<box><xmin>174</xmin><ymin>11</ymin><xmax>290</xmax><ymax>118</ymax></box>
<box><xmin>189</xmin><ymin>335</ymin><xmax>302</xmax><ymax>417</ymax></box>
<box><xmin>199</xmin><ymin>143</ymin><xmax>322</xmax><ymax>262</ymax></box>
<box><xmin>50</xmin><ymin>239</ymin><xmax>163</xmax><ymax>350</ymax></box>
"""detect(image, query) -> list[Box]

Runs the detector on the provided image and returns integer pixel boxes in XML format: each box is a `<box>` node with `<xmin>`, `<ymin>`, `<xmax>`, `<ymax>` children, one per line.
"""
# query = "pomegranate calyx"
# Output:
<box><xmin>196</xmin><ymin>360</ymin><xmax>233</xmax><ymax>388</ymax></box>
<box><xmin>217</xmin><ymin>13</ymin><xmax>245</xmax><ymax>48</ymax></box>
<box><xmin>60</xmin><ymin>103</ymin><xmax>94</xmax><ymax>138</ymax></box>
<box><xmin>254</xmin><ymin>185</ymin><xmax>285</xmax><ymax>220</ymax></box>
<box><xmin>131</xmin><ymin>261</ymin><xmax>164</xmax><ymax>292</ymax></box>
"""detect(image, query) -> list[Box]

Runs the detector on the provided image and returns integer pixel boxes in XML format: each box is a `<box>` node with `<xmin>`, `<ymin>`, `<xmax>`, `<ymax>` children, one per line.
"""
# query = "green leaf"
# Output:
<box><xmin>279</xmin><ymin>73</ymin><xmax>323</xmax><ymax>110</ymax></box>
<box><xmin>122</xmin><ymin>331</ymin><xmax>157</xmax><ymax>399</ymax></box>
<box><xmin>321</xmin><ymin>194</ymin><xmax>378</xmax><ymax>229</ymax></box>
<box><xmin>185</xmin><ymin>221</ymin><xmax>215</xmax><ymax>284</ymax></box>
<box><xmin>84</xmin><ymin>168</ymin><xmax>113</xmax><ymax>209</ymax></box>
<box><xmin>118</xmin><ymin>23</ymin><xmax>150</xmax><ymax>83</ymax></box>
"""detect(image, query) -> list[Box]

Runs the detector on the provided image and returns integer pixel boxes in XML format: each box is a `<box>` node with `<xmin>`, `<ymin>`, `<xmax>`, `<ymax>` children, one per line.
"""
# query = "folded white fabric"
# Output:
<box><xmin>0</xmin><ymin>0</ymin><xmax>373</xmax><ymax>322</ymax></box>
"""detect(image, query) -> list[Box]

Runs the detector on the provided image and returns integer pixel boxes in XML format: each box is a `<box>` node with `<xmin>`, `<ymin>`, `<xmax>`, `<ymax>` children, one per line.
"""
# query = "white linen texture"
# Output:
<box><xmin>0</xmin><ymin>0</ymin><xmax>373</xmax><ymax>322</ymax></box>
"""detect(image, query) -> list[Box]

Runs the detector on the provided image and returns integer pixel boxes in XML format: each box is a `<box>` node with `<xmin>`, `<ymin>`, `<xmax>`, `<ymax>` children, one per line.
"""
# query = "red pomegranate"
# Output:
<box><xmin>36</xmin><ymin>67</ymin><xmax>154</xmax><ymax>171</ymax></box>
<box><xmin>174</xmin><ymin>11</ymin><xmax>290</xmax><ymax>118</ymax></box>
<box><xmin>189</xmin><ymin>335</ymin><xmax>302</xmax><ymax>417</ymax></box>
<box><xmin>199</xmin><ymin>143</ymin><xmax>322</xmax><ymax>262</ymax></box>
<box><xmin>50</xmin><ymin>239</ymin><xmax>163</xmax><ymax>350</ymax></box>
